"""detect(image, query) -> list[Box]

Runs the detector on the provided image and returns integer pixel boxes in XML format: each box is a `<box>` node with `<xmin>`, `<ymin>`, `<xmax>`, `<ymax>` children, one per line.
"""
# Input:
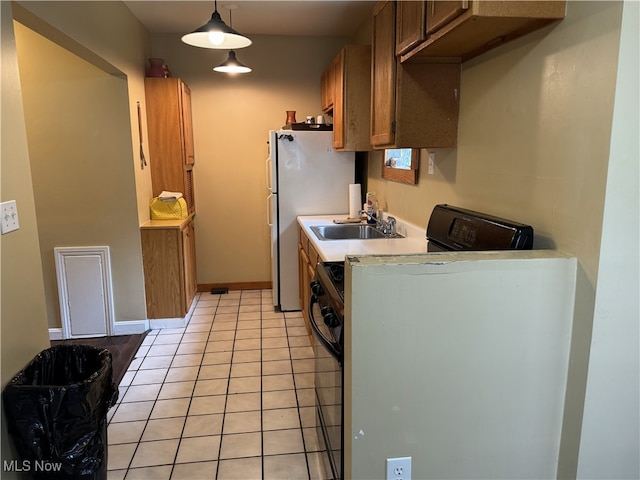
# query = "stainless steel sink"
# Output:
<box><xmin>310</xmin><ymin>224</ymin><xmax>404</xmax><ymax>241</ymax></box>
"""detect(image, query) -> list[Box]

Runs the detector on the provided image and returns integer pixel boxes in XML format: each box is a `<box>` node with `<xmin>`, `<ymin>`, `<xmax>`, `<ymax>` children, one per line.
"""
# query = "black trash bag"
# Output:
<box><xmin>2</xmin><ymin>345</ymin><xmax>119</xmax><ymax>480</ymax></box>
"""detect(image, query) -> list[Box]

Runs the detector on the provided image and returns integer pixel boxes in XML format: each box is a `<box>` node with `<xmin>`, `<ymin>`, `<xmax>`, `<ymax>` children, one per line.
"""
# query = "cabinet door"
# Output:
<box><xmin>332</xmin><ymin>49</ymin><xmax>345</xmax><ymax>150</ymax></box>
<box><xmin>298</xmin><ymin>242</ymin><xmax>310</xmax><ymax>316</ymax></box>
<box><xmin>396</xmin><ymin>1</ymin><xmax>427</xmax><ymax>56</ymax></box>
<box><xmin>371</xmin><ymin>0</ymin><xmax>397</xmax><ymax>147</ymax></box>
<box><xmin>145</xmin><ymin>77</ymin><xmax>196</xmax><ymax>212</ymax></box>
<box><xmin>321</xmin><ymin>60</ymin><xmax>335</xmax><ymax>113</ymax></box>
<box><xmin>180</xmin><ymin>82</ymin><xmax>195</xmax><ymax>166</ymax></box>
<box><xmin>426</xmin><ymin>0</ymin><xmax>468</xmax><ymax>34</ymax></box>
<box><xmin>141</xmin><ymin>227</ymin><xmax>183</xmax><ymax>319</ymax></box>
<box><xmin>305</xmin><ymin>262</ymin><xmax>315</xmax><ymax>345</ymax></box>
<box><xmin>182</xmin><ymin>220</ymin><xmax>197</xmax><ymax>311</ymax></box>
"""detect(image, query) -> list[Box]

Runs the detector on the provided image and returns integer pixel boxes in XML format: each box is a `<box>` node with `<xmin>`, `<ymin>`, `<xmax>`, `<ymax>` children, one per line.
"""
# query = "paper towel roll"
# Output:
<box><xmin>349</xmin><ymin>184</ymin><xmax>361</xmax><ymax>219</ymax></box>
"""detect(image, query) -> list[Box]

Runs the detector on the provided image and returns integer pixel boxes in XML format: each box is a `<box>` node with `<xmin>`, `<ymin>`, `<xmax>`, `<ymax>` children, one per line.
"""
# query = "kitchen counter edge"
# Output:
<box><xmin>140</xmin><ymin>213</ymin><xmax>195</xmax><ymax>229</ymax></box>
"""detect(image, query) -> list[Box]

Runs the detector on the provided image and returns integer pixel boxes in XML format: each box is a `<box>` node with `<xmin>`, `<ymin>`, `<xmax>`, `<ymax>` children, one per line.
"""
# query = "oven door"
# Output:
<box><xmin>309</xmin><ymin>294</ymin><xmax>343</xmax><ymax>480</ymax></box>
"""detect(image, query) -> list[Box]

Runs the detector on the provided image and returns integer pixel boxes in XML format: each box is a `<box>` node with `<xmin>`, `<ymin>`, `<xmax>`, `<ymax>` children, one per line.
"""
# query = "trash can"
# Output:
<box><xmin>3</xmin><ymin>345</ymin><xmax>118</xmax><ymax>480</ymax></box>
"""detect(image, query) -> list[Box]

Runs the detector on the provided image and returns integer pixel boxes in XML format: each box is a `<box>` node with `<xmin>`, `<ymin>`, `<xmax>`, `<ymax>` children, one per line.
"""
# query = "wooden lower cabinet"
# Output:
<box><xmin>298</xmin><ymin>225</ymin><xmax>319</xmax><ymax>345</ymax></box>
<box><xmin>141</xmin><ymin>216</ymin><xmax>197</xmax><ymax>319</ymax></box>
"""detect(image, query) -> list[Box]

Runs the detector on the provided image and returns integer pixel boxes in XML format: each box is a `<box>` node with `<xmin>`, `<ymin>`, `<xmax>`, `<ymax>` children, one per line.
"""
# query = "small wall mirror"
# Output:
<box><xmin>382</xmin><ymin>148</ymin><xmax>419</xmax><ymax>184</ymax></box>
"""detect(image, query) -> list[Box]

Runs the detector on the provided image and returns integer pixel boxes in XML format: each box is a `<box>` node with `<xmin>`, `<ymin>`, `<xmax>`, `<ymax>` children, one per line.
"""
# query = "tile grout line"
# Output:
<box><xmin>215</xmin><ymin>292</ymin><xmax>239</xmax><ymax>480</ymax></box>
<box><xmin>286</xmin><ymin>310</ymin><xmax>314</xmax><ymax>480</ymax></box>
<box><xmin>169</xmin><ymin>292</ymin><xmax>218</xmax><ymax>479</ymax></box>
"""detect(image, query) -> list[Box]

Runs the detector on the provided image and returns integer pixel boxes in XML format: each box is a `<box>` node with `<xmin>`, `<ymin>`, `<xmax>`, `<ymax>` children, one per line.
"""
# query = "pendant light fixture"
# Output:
<box><xmin>213</xmin><ymin>6</ymin><xmax>252</xmax><ymax>74</ymax></box>
<box><xmin>181</xmin><ymin>0</ymin><xmax>252</xmax><ymax>49</ymax></box>
<box><xmin>213</xmin><ymin>50</ymin><xmax>252</xmax><ymax>74</ymax></box>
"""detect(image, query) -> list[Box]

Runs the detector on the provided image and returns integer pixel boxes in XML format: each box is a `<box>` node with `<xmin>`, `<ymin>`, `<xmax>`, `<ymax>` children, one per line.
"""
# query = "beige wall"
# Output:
<box><xmin>14</xmin><ymin>0</ymin><xmax>154</xmax><ymax>225</ymax></box>
<box><xmin>11</xmin><ymin>1</ymin><xmax>154</xmax><ymax>328</ymax></box>
<box><xmin>1</xmin><ymin>2</ymin><xmax>52</xmax><ymax>475</ymax></box>
<box><xmin>368</xmin><ymin>1</ymin><xmax>621</xmax><ymax>284</ymax></box>
<box><xmin>14</xmin><ymin>22</ymin><xmax>146</xmax><ymax>328</ymax></box>
<box><xmin>2</xmin><ymin>0</ymin><xmax>153</xmax><ymax>471</ymax></box>
<box><xmin>149</xmin><ymin>34</ymin><xmax>352</xmax><ymax>285</ymax></box>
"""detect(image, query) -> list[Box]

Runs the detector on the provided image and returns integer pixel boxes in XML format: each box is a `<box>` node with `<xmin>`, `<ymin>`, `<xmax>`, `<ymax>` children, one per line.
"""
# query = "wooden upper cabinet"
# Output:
<box><xmin>400</xmin><ymin>0</ymin><xmax>567</xmax><ymax>63</ymax></box>
<box><xmin>426</xmin><ymin>1</ymin><xmax>468</xmax><ymax>35</ymax></box>
<box><xmin>372</xmin><ymin>0</ymin><xmax>460</xmax><ymax>149</ymax></box>
<box><xmin>396</xmin><ymin>1</ymin><xmax>427</xmax><ymax>56</ymax></box>
<box><xmin>331</xmin><ymin>45</ymin><xmax>371</xmax><ymax>151</ymax></box>
<box><xmin>332</xmin><ymin>50</ymin><xmax>346</xmax><ymax>148</ymax></box>
<box><xmin>145</xmin><ymin>77</ymin><xmax>196</xmax><ymax>213</ymax></box>
<box><xmin>321</xmin><ymin>45</ymin><xmax>371</xmax><ymax>151</ymax></box>
<box><xmin>371</xmin><ymin>1</ymin><xmax>398</xmax><ymax>148</ymax></box>
<box><xmin>321</xmin><ymin>58</ymin><xmax>337</xmax><ymax>113</ymax></box>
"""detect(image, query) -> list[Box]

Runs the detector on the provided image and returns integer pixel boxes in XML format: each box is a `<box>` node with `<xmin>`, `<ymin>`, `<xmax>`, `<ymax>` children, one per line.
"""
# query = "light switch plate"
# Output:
<box><xmin>1</xmin><ymin>200</ymin><xmax>20</xmax><ymax>234</ymax></box>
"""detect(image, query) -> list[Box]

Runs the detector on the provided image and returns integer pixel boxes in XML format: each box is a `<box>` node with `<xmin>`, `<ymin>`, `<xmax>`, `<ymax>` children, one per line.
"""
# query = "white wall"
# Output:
<box><xmin>576</xmin><ymin>2</ymin><xmax>640</xmax><ymax>478</ymax></box>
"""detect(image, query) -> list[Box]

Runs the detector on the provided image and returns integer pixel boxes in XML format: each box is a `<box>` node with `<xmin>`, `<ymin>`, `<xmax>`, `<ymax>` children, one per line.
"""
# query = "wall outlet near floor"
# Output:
<box><xmin>1</xmin><ymin>200</ymin><xmax>20</xmax><ymax>234</ymax></box>
<box><xmin>386</xmin><ymin>457</ymin><xmax>411</xmax><ymax>480</ymax></box>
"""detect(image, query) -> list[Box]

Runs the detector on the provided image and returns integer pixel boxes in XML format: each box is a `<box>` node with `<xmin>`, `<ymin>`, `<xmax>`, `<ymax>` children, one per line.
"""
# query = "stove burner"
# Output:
<box><xmin>328</xmin><ymin>264</ymin><xmax>344</xmax><ymax>283</ymax></box>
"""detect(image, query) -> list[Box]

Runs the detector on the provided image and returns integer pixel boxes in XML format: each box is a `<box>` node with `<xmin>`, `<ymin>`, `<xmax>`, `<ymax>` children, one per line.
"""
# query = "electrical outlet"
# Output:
<box><xmin>386</xmin><ymin>457</ymin><xmax>411</xmax><ymax>480</ymax></box>
<box><xmin>428</xmin><ymin>152</ymin><xmax>436</xmax><ymax>175</ymax></box>
<box><xmin>1</xmin><ymin>200</ymin><xmax>20</xmax><ymax>234</ymax></box>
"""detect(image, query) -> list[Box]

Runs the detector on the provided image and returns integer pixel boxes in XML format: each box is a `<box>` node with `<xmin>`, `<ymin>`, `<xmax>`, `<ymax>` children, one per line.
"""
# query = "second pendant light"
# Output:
<box><xmin>213</xmin><ymin>5</ymin><xmax>252</xmax><ymax>74</ymax></box>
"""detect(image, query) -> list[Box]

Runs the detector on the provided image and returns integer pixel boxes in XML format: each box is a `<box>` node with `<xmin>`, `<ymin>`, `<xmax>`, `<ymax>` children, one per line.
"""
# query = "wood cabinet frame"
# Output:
<box><xmin>141</xmin><ymin>216</ymin><xmax>197</xmax><ymax>319</ymax></box>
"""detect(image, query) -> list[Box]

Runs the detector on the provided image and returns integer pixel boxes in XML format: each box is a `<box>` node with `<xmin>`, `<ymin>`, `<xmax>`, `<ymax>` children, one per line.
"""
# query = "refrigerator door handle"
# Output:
<box><xmin>266</xmin><ymin>193</ymin><xmax>274</xmax><ymax>227</ymax></box>
<box><xmin>266</xmin><ymin>157</ymin><xmax>274</xmax><ymax>192</ymax></box>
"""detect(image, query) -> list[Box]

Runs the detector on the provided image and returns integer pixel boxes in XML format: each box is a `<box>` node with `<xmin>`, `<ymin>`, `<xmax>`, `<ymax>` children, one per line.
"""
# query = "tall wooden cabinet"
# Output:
<box><xmin>321</xmin><ymin>45</ymin><xmax>372</xmax><ymax>151</ymax></box>
<box><xmin>144</xmin><ymin>77</ymin><xmax>196</xmax><ymax>213</ymax></box>
<box><xmin>372</xmin><ymin>1</ymin><xmax>461</xmax><ymax>149</ymax></box>
<box><xmin>141</xmin><ymin>217</ymin><xmax>197</xmax><ymax>319</ymax></box>
<box><xmin>143</xmin><ymin>77</ymin><xmax>198</xmax><ymax>319</ymax></box>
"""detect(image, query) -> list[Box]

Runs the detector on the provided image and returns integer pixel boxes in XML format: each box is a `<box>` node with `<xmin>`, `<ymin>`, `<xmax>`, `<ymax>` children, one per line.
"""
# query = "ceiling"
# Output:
<box><xmin>123</xmin><ymin>1</ymin><xmax>376</xmax><ymax>38</ymax></box>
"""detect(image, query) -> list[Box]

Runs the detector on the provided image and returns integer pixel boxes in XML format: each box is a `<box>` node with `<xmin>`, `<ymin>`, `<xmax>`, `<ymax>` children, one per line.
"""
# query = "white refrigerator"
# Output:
<box><xmin>266</xmin><ymin>129</ymin><xmax>355</xmax><ymax>311</ymax></box>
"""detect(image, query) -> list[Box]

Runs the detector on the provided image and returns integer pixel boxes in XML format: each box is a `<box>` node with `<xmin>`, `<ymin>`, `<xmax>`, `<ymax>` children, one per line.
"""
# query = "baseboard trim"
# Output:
<box><xmin>49</xmin><ymin>328</ymin><xmax>64</xmax><ymax>340</ymax></box>
<box><xmin>198</xmin><ymin>281</ymin><xmax>271</xmax><ymax>292</ymax></box>
<box><xmin>149</xmin><ymin>317</ymin><xmax>188</xmax><ymax>329</ymax></box>
<box><xmin>148</xmin><ymin>294</ymin><xmax>198</xmax><ymax>330</ymax></box>
<box><xmin>49</xmin><ymin>320</ymin><xmax>149</xmax><ymax>340</ymax></box>
<box><xmin>112</xmin><ymin>320</ymin><xmax>149</xmax><ymax>335</ymax></box>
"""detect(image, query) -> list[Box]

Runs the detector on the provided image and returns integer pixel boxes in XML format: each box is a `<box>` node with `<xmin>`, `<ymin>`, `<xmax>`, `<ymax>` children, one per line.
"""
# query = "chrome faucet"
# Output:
<box><xmin>359</xmin><ymin>210</ymin><xmax>397</xmax><ymax>237</ymax></box>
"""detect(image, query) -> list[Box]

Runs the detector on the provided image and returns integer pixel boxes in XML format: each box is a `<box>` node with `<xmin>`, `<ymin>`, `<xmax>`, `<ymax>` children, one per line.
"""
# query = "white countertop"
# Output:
<box><xmin>297</xmin><ymin>214</ymin><xmax>428</xmax><ymax>262</ymax></box>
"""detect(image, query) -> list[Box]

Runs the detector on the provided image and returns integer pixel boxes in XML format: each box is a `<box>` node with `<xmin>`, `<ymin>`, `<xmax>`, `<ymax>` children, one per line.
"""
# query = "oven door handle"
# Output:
<box><xmin>309</xmin><ymin>294</ymin><xmax>342</xmax><ymax>365</ymax></box>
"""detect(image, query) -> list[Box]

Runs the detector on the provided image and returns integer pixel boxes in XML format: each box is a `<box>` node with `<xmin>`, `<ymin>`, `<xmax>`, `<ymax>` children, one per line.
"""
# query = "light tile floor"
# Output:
<box><xmin>107</xmin><ymin>289</ymin><xmax>331</xmax><ymax>480</ymax></box>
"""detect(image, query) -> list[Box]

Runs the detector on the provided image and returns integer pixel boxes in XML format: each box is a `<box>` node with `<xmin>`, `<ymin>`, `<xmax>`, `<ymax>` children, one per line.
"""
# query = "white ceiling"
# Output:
<box><xmin>123</xmin><ymin>1</ymin><xmax>376</xmax><ymax>38</ymax></box>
